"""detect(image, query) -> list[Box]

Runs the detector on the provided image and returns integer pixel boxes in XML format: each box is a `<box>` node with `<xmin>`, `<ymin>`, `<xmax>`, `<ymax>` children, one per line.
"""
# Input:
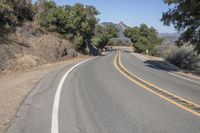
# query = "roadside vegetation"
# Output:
<box><xmin>92</xmin><ymin>24</ymin><xmax>118</xmax><ymax>51</ymax></box>
<box><xmin>158</xmin><ymin>0</ymin><xmax>200</xmax><ymax>75</ymax></box>
<box><xmin>0</xmin><ymin>0</ymin><xmax>118</xmax><ymax>53</ymax></box>
<box><xmin>162</xmin><ymin>0</ymin><xmax>200</xmax><ymax>54</ymax></box>
<box><xmin>0</xmin><ymin>0</ymin><xmax>33</xmax><ymax>30</ymax></box>
<box><xmin>123</xmin><ymin>0</ymin><xmax>200</xmax><ymax>75</ymax></box>
<box><xmin>35</xmin><ymin>1</ymin><xmax>99</xmax><ymax>53</ymax></box>
<box><xmin>124</xmin><ymin>24</ymin><xmax>163</xmax><ymax>54</ymax></box>
<box><xmin>0</xmin><ymin>0</ymin><xmax>118</xmax><ymax>72</ymax></box>
<box><xmin>153</xmin><ymin>45</ymin><xmax>200</xmax><ymax>75</ymax></box>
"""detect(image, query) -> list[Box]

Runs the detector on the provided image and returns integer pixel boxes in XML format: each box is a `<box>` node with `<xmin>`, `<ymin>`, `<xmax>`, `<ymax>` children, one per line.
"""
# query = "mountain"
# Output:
<box><xmin>101</xmin><ymin>22</ymin><xmax>117</xmax><ymax>27</ymax></box>
<box><xmin>159</xmin><ymin>32</ymin><xmax>180</xmax><ymax>45</ymax></box>
<box><xmin>118</xmin><ymin>21</ymin><xmax>129</xmax><ymax>31</ymax></box>
<box><xmin>101</xmin><ymin>22</ymin><xmax>180</xmax><ymax>46</ymax></box>
<box><xmin>101</xmin><ymin>21</ymin><xmax>132</xmax><ymax>46</ymax></box>
<box><xmin>101</xmin><ymin>21</ymin><xmax>128</xmax><ymax>32</ymax></box>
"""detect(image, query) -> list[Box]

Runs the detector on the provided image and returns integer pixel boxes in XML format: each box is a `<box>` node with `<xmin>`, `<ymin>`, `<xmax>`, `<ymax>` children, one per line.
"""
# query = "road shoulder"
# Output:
<box><xmin>132</xmin><ymin>52</ymin><xmax>200</xmax><ymax>84</ymax></box>
<box><xmin>0</xmin><ymin>56</ymin><xmax>88</xmax><ymax>133</ymax></box>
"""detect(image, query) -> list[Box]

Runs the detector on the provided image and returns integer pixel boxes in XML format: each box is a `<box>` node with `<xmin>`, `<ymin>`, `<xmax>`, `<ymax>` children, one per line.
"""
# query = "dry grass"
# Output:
<box><xmin>0</xmin><ymin>22</ymin><xmax>78</xmax><ymax>73</ymax></box>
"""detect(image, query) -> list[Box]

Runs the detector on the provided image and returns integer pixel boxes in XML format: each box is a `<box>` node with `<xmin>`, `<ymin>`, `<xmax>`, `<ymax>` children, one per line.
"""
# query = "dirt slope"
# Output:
<box><xmin>0</xmin><ymin>22</ymin><xmax>77</xmax><ymax>73</ymax></box>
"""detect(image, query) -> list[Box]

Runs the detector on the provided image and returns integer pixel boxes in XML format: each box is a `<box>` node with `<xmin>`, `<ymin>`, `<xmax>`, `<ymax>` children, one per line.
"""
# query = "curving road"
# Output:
<box><xmin>7</xmin><ymin>48</ymin><xmax>200</xmax><ymax>133</ymax></box>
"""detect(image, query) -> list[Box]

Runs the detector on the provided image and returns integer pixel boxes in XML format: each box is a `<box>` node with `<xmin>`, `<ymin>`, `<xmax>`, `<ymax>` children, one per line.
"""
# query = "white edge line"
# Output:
<box><xmin>51</xmin><ymin>57</ymin><xmax>94</xmax><ymax>133</ymax></box>
<box><xmin>168</xmin><ymin>72</ymin><xmax>200</xmax><ymax>85</ymax></box>
<box><xmin>131</xmin><ymin>53</ymin><xmax>200</xmax><ymax>85</ymax></box>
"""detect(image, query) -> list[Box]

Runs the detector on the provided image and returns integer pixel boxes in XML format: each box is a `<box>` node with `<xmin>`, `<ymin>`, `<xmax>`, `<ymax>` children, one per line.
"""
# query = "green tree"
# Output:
<box><xmin>0</xmin><ymin>0</ymin><xmax>33</xmax><ymax>29</ymax></box>
<box><xmin>124</xmin><ymin>27</ymin><xmax>139</xmax><ymax>44</ymax></box>
<box><xmin>125</xmin><ymin>24</ymin><xmax>162</xmax><ymax>53</ymax></box>
<box><xmin>161</xmin><ymin>0</ymin><xmax>200</xmax><ymax>53</ymax></box>
<box><xmin>36</xmin><ymin>2</ymin><xmax>99</xmax><ymax>53</ymax></box>
<box><xmin>92</xmin><ymin>24</ymin><xmax>118</xmax><ymax>50</ymax></box>
<box><xmin>36</xmin><ymin>3</ymin><xmax>68</xmax><ymax>33</ymax></box>
<box><xmin>67</xmin><ymin>4</ymin><xmax>99</xmax><ymax>52</ymax></box>
<box><xmin>14</xmin><ymin>0</ymin><xmax>33</xmax><ymax>22</ymax></box>
<box><xmin>0</xmin><ymin>1</ymin><xmax>15</xmax><ymax>28</ymax></box>
<box><xmin>105</xmin><ymin>25</ymin><xmax>118</xmax><ymax>39</ymax></box>
<box><xmin>73</xmin><ymin>34</ymin><xmax>84</xmax><ymax>51</ymax></box>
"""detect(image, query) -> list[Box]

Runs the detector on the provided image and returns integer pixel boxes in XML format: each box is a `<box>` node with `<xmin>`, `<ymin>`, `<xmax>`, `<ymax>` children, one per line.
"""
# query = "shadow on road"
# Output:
<box><xmin>144</xmin><ymin>60</ymin><xmax>180</xmax><ymax>72</ymax></box>
<box><xmin>124</xmin><ymin>50</ymin><xmax>132</xmax><ymax>53</ymax></box>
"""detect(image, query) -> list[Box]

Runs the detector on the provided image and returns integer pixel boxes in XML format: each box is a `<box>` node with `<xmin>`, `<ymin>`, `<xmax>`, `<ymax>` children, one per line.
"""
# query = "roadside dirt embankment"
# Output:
<box><xmin>0</xmin><ymin>22</ymin><xmax>78</xmax><ymax>74</ymax></box>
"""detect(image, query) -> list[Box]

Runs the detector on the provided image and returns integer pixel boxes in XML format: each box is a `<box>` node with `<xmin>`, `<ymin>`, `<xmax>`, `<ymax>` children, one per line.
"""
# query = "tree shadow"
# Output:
<box><xmin>105</xmin><ymin>49</ymin><xmax>117</xmax><ymax>52</ymax></box>
<box><xmin>144</xmin><ymin>60</ymin><xmax>180</xmax><ymax>72</ymax></box>
<box><xmin>124</xmin><ymin>50</ymin><xmax>132</xmax><ymax>53</ymax></box>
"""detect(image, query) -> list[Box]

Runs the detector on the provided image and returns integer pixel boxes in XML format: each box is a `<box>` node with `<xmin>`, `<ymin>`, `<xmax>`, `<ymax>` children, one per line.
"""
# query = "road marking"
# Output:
<box><xmin>168</xmin><ymin>72</ymin><xmax>200</xmax><ymax>85</ymax></box>
<box><xmin>132</xmin><ymin>53</ymin><xmax>200</xmax><ymax>85</ymax></box>
<box><xmin>51</xmin><ymin>58</ymin><xmax>94</xmax><ymax>133</ymax></box>
<box><xmin>114</xmin><ymin>51</ymin><xmax>200</xmax><ymax>117</ymax></box>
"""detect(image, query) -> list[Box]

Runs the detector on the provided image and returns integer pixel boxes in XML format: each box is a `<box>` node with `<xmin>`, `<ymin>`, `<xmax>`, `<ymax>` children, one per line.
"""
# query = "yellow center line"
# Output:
<box><xmin>114</xmin><ymin>50</ymin><xmax>200</xmax><ymax>118</ymax></box>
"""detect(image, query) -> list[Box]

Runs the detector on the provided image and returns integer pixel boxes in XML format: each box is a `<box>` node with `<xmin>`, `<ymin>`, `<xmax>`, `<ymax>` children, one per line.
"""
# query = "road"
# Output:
<box><xmin>7</xmin><ymin>48</ymin><xmax>200</xmax><ymax>133</ymax></box>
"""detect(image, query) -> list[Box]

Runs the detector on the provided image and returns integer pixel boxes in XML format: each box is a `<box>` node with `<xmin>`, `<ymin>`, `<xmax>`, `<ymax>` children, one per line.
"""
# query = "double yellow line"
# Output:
<box><xmin>114</xmin><ymin>51</ymin><xmax>200</xmax><ymax>117</ymax></box>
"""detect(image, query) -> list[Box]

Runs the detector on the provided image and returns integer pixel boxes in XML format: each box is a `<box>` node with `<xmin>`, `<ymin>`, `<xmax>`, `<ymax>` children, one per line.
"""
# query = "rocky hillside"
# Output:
<box><xmin>0</xmin><ymin>22</ymin><xmax>77</xmax><ymax>73</ymax></box>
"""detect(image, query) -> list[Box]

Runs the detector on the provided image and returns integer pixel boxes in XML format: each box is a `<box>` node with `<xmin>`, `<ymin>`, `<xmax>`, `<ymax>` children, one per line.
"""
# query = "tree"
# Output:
<box><xmin>36</xmin><ymin>2</ymin><xmax>67</xmax><ymax>33</ymax></box>
<box><xmin>104</xmin><ymin>25</ymin><xmax>118</xmax><ymax>39</ymax></box>
<box><xmin>68</xmin><ymin>4</ymin><xmax>99</xmax><ymax>52</ymax></box>
<box><xmin>36</xmin><ymin>2</ymin><xmax>99</xmax><ymax>53</ymax></box>
<box><xmin>14</xmin><ymin>0</ymin><xmax>33</xmax><ymax>22</ymax></box>
<box><xmin>92</xmin><ymin>24</ymin><xmax>118</xmax><ymax>50</ymax></box>
<box><xmin>0</xmin><ymin>0</ymin><xmax>33</xmax><ymax>29</ymax></box>
<box><xmin>161</xmin><ymin>0</ymin><xmax>200</xmax><ymax>53</ymax></box>
<box><xmin>124</xmin><ymin>24</ymin><xmax>162</xmax><ymax>53</ymax></box>
<box><xmin>0</xmin><ymin>1</ymin><xmax>15</xmax><ymax>28</ymax></box>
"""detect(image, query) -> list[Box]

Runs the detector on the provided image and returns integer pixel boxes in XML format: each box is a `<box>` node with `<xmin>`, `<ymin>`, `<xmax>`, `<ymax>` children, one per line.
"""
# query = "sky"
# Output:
<box><xmin>43</xmin><ymin>0</ymin><xmax>177</xmax><ymax>33</ymax></box>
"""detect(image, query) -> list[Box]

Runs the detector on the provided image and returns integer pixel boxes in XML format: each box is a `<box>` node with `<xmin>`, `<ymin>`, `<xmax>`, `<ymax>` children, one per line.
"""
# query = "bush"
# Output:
<box><xmin>166</xmin><ymin>47</ymin><xmax>192</xmax><ymax>68</ymax></box>
<box><xmin>124</xmin><ymin>24</ymin><xmax>163</xmax><ymax>53</ymax></box>
<box><xmin>0</xmin><ymin>0</ymin><xmax>34</xmax><ymax>29</ymax></box>
<box><xmin>73</xmin><ymin>34</ymin><xmax>84</xmax><ymax>52</ymax></box>
<box><xmin>153</xmin><ymin>45</ymin><xmax>176</xmax><ymax>58</ymax></box>
<box><xmin>166</xmin><ymin>46</ymin><xmax>200</xmax><ymax>75</ymax></box>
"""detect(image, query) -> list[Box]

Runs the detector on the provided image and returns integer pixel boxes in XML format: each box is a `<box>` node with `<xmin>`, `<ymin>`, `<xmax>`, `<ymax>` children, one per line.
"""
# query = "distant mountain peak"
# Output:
<box><xmin>101</xmin><ymin>21</ymin><xmax>132</xmax><ymax>46</ymax></box>
<box><xmin>117</xmin><ymin>21</ymin><xmax>128</xmax><ymax>31</ymax></box>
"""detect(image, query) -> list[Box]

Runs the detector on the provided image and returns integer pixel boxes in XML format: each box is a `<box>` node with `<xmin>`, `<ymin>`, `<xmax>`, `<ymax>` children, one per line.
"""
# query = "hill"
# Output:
<box><xmin>0</xmin><ymin>22</ymin><xmax>77</xmax><ymax>73</ymax></box>
<box><xmin>159</xmin><ymin>32</ymin><xmax>180</xmax><ymax>45</ymax></box>
<box><xmin>102</xmin><ymin>21</ymin><xmax>132</xmax><ymax>46</ymax></box>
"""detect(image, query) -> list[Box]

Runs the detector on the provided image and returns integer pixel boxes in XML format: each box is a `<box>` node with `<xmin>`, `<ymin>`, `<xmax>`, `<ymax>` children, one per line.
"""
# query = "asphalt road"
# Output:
<box><xmin>7</xmin><ymin>48</ymin><xmax>200</xmax><ymax>133</ymax></box>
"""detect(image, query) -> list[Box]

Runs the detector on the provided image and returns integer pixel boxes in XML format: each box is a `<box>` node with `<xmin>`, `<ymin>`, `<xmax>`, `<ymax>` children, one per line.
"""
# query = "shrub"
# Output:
<box><xmin>73</xmin><ymin>34</ymin><xmax>84</xmax><ymax>52</ymax></box>
<box><xmin>0</xmin><ymin>0</ymin><xmax>34</xmax><ymax>29</ymax></box>
<box><xmin>165</xmin><ymin>46</ymin><xmax>200</xmax><ymax>75</ymax></box>
<box><xmin>153</xmin><ymin>45</ymin><xmax>176</xmax><ymax>58</ymax></box>
<box><xmin>166</xmin><ymin>47</ymin><xmax>192</xmax><ymax>68</ymax></box>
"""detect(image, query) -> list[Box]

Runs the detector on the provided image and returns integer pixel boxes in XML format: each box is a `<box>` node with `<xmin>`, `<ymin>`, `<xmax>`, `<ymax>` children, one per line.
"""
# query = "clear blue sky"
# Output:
<box><xmin>46</xmin><ymin>0</ymin><xmax>177</xmax><ymax>33</ymax></box>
